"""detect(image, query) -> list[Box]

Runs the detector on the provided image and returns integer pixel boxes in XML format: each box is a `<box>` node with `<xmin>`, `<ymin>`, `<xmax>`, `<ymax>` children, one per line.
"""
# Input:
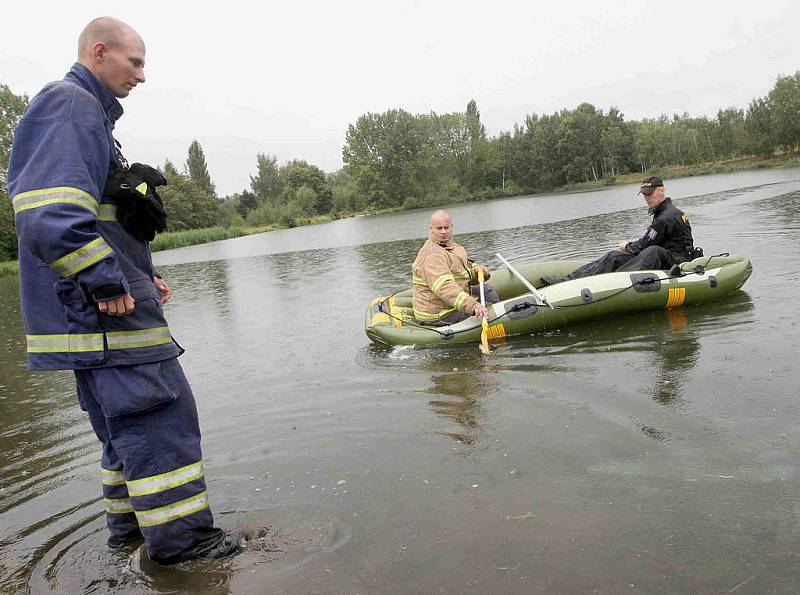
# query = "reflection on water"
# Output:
<box><xmin>424</xmin><ymin>363</ymin><xmax>501</xmax><ymax>447</ymax></box>
<box><xmin>650</xmin><ymin>308</ymin><xmax>699</xmax><ymax>408</ymax></box>
<box><xmin>2</xmin><ymin>169</ymin><xmax>800</xmax><ymax>593</ymax></box>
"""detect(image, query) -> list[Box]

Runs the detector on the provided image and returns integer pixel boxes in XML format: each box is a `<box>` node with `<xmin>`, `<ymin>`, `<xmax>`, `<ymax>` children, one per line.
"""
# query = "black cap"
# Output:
<box><xmin>639</xmin><ymin>176</ymin><xmax>664</xmax><ymax>195</ymax></box>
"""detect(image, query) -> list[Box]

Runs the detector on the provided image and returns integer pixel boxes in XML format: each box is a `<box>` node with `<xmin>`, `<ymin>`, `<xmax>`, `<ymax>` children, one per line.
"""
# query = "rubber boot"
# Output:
<box><xmin>108</xmin><ymin>528</ymin><xmax>144</xmax><ymax>549</ymax></box>
<box><xmin>195</xmin><ymin>530</ymin><xmax>247</xmax><ymax>560</ymax></box>
<box><xmin>151</xmin><ymin>529</ymin><xmax>246</xmax><ymax>565</ymax></box>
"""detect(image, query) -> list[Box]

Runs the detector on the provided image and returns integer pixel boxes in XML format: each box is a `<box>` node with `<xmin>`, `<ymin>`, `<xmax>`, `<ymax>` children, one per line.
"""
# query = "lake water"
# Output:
<box><xmin>1</xmin><ymin>168</ymin><xmax>799</xmax><ymax>593</ymax></box>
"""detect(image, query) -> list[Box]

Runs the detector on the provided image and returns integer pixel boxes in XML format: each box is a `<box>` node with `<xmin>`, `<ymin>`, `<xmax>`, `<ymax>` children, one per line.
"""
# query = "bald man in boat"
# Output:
<box><xmin>8</xmin><ymin>16</ymin><xmax>242</xmax><ymax>564</ymax></box>
<box><xmin>412</xmin><ymin>210</ymin><xmax>499</xmax><ymax>325</ymax></box>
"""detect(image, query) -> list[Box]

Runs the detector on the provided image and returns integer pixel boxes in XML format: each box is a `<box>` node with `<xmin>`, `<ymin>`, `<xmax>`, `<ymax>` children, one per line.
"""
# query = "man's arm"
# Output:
<box><xmin>624</xmin><ymin>218</ymin><xmax>668</xmax><ymax>255</ymax></box>
<box><xmin>9</xmin><ymin>95</ymin><xmax>129</xmax><ymax>305</ymax></box>
<box><xmin>422</xmin><ymin>253</ymin><xmax>480</xmax><ymax>315</ymax></box>
<box><xmin>468</xmin><ymin>264</ymin><xmax>490</xmax><ymax>285</ymax></box>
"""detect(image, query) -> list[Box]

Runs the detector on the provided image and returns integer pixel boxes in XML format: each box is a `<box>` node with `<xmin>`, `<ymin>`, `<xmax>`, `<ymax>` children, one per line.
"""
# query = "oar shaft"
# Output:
<box><xmin>495</xmin><ymin>253</ymin><xmax>554</xmax><ymax>309</ymax></box>
<box><xmin>477</xmin><ymin>267</ymin><xmax>490</xmax><ymax>353</ymax></box>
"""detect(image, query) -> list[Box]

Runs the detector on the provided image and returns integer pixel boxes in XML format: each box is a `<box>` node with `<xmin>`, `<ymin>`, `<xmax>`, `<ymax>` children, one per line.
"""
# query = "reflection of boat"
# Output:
<box><xmin>365</xmin><ymin>255</ymin><xmax>753</xmax><ymax>346</ymax></box>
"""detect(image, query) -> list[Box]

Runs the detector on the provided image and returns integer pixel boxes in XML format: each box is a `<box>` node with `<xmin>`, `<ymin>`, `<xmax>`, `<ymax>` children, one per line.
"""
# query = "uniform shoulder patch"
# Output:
<box><xmin>647</xmin><ymin>228</ymin><xmax>658</xmax><ymax>240</ymax></box>
<box><xmin>682</xmin><ymin>214</ymin><xmax>690</xmax><ymax>223</ymax></box>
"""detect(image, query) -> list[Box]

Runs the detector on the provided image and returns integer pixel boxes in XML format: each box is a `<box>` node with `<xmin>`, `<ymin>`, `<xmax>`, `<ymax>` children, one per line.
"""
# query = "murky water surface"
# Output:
<box><xmin>2</xmin><ymin>169</ymin><xmax>799</xmax><ymax>593</ymax></box>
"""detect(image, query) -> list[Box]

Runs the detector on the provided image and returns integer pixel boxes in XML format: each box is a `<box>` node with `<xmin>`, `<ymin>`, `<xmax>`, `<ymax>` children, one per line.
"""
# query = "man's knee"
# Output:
<box><xmin>640</xmin><ymin>245</ymin><xmax>666</xmax><ymax>256</ymax></box>
<box><xmin>470</xmin><ymin>283</ymin><xmax>499</xmax><ymax>304</ymax></box>
<box><xmin>618</xmin><ymin>245</ymin><xmax>673</xmax><ymax>272</ymax></box>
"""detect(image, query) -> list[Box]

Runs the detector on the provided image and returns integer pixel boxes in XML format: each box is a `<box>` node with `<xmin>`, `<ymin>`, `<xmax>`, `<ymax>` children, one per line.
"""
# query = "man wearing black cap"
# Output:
<box><xmin>541</xmin><ymin>176</ymin><xmax>697</xmax><ymax>284</ymax></box>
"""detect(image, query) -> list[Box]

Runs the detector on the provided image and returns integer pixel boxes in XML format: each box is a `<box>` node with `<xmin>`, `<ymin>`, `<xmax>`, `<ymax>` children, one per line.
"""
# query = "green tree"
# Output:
<box><xmin>250</xmin><ymin>153</ymin><xmax>283</xmax><ymax>203</ymax></box>
<box><xmin>634</xmin><ymin>118</ymin><xmax>667</xmax><ymax>171</ymax></box>
<box><xmin>291</xmin><ymin>185</ymin><xmax>317</xmax><ymax>216</ymax></box>
<box><xmin>600</xmin><ymin>107</ymin><xmax>635</xmax><ymax>177</ymax></box>
<box><xmin>463</xmin><ymin>99</ymin><xmax>490</xmax><ymax>189</ymax></box>
<box><xmin>159</xmin><ymin>167</ymin><xmax>221</xmax><ymax>230</ymax></box>
<box><xmin>217</xmin><ymin>195</ymin><xmax>242</xmax><ymax>227</ymax></box>
<box><xmin>236</xmin><ymin>189</ymin><xmax>258</xmax><ymax>218</ymax></box>
<box><xmin>162</xmin><ymin>159</ymin><xmax>179</xmax><ymax>178</ymax></box>
<box><xmin>185</xmin><ymin>140</ymin><xmax>216</xmax><ymax>198</ymax></box>
<box><xmin>329</xmin><ymin>168</ymin><xmax>364</xmax><ymax>214</ymax></box>
<box><xmin>342</xmin><ymin>109</ymin><xmax>424</xmax><ymax>207</ymax></box>
<box><xmin>0</xmin><ymin>84</ymin><xmax>28</xmax><ymax>260</ymax></box>
<box><xmin>767</xmin><ymin>72</ymin><xmax>800</xmax><ymax>151</ymax></box>
<box><xmin>556</xmin><ymin>103</ymin><xmax>606</xmax><ymax>183</ymax></box>
<box><xmin>0</xmin><ymin>198</ymin><xmax>15</xmax><ymax>260</ymax></box>
<box><xmin>745</xmin><ymin>97</ymin><xmax>776</xmax><ymax>158</ymax></box>
<box><xmin>279</xmin><ymin>159</ymin><xmax>331</xmax><ymax>214</ymax></box>
<box><xmin>716</xmin><ymin>107</ymin><xmax>747</xmax><ymax>159</ymax></box>
<box><xmin>246</xmin><ymin>201</ymin><xmax>282</xmax><ymax>226</ymax></box>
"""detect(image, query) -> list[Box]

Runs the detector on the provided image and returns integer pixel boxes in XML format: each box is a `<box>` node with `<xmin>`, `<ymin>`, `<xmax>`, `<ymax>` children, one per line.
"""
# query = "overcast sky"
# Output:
<box><xmin>2</xmin><ymin>1</ymin><xmax>798</xmax><ymax>195</ymax></box>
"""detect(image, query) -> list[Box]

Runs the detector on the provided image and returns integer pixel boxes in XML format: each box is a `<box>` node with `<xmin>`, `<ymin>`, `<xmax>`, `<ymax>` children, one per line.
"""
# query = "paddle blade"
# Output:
<box><xmin>480</xmin><ymin>319</ymin><xmax>490</xmax><ymax>354</ymax></box>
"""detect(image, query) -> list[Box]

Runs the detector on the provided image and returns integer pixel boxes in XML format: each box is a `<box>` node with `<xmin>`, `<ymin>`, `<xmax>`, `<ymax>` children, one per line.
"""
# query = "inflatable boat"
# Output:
<box><xmin>364</xmin><ymin>255</ymin><xmax>752</xmax><ymax>347</ymax></box>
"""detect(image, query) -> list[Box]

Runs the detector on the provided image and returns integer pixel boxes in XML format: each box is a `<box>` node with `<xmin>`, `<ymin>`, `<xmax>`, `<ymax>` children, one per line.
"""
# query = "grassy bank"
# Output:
<box><xmin>0</xmin><ymin>260</ymin><xmax>19</xmax><ymax>279</ymax></box>
<box><xmin>149</xmin><ymin>214</ymin><xmax>336</xmax><ymax>252</ymax></box>
<box><xmin>564</xmin><ymin>153</ymin><xmax>800</xmax><ymax>193</ymax></box>
<box><xmin>149</xmin><ymin>225</ymin><xmax>273</xmax><ymax>252</ymax></box>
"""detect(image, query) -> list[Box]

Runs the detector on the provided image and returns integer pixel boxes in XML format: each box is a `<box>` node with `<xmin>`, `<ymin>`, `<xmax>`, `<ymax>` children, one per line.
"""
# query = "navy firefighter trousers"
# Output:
<box><xmin>75</xmin><ymin>358</ymin><xmax>222</xmax><ymax>563</ymax></box>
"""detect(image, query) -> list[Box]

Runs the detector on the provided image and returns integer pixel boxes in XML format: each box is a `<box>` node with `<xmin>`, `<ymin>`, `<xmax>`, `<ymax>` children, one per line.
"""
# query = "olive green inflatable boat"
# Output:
<box><xmin>365</xmin><ymin>255</ymin><xmax>752</xmax><ymax>347</ymax></box>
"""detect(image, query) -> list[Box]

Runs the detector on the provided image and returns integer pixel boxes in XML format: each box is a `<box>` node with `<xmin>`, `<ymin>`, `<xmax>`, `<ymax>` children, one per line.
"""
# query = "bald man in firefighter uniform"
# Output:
<box><xmin>7</xmin><ymin>17</ymin><xmax>241</xmax><ymax>564</ymax></box>
<box><xmin>412</xmin><ymin>210</ymin><xmax>498</xmax><ymax>325</ymax></box>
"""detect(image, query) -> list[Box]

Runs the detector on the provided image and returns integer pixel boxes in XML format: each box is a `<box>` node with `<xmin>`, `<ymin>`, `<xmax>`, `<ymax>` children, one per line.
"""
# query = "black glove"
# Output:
<box><xmin>129</xmin><ymin>163</ymin><xmax>167</xmax><ymax>188</ymax></box>
<box><xmin>104</xmin><ymin>164</ymin><xmax>168</xmax><ymax>241</ymax></box>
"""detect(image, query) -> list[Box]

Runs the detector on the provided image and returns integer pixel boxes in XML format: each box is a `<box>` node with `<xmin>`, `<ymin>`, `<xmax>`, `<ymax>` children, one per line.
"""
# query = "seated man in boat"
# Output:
<box><xmin>412</xmin><ymin>210</ymin><xmax>499</xmax><ymax>326</ymax></box>
<box><xmin>541</xmin><ymin>176</ymin><xmax>698</xmax><ymax>285</ymax></box>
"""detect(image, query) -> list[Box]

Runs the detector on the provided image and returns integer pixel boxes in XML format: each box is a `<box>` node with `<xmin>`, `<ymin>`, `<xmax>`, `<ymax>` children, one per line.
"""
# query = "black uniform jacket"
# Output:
<box><xmin>627</xmin><ymin>197</ymin><xmax>694</xmax><ymax>260</ymax></box>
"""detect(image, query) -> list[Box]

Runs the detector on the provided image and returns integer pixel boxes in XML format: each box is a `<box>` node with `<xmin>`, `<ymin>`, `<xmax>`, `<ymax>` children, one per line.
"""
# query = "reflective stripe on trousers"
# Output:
<box><xmin>75</xmin><ymin>358</ymin><xmax>220</xmax><ymax>561</ymax></box>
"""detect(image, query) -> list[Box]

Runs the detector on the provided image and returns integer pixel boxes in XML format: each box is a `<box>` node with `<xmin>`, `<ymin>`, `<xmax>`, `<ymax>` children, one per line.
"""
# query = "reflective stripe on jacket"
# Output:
<box><xmin>412</xmin><ymin>235</ymin><xmax>480</xmax><ymax>322</ymax></box>
<box><xmin>8</xmin><ymin>63</ymin><xmax>180</xmax><ymax>370</ymax></box>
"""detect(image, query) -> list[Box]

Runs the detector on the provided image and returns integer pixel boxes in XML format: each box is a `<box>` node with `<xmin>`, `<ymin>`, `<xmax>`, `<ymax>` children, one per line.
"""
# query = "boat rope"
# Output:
<box><xmin>377</xmin><ymin>293</ymin><xmax>525</xmax><ymax>338</ymax></box>
<box><xmin>377</xmin><ymin>253</ymin><xmax>731</xmax><ymax>338</ymax></box>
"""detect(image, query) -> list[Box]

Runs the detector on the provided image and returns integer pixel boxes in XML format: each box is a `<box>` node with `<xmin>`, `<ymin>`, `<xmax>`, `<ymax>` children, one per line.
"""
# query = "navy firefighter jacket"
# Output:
<box><xmin>8</xmin><ymin>63</ymin><xmax>180</xmax><ymax>370</ymax></box>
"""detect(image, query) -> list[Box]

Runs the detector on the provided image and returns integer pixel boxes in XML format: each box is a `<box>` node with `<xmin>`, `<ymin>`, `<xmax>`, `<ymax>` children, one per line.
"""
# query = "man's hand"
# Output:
<box><xmin>97</xmin><ymin>293</ymin><xmax>135</xmax><ymax>316</ymax></box>
<box><xmin>153</xmin><ymin>276</ymin><xmax>172</xmax><ymax>305</ymax></box>
<box><xmin>618</xmin><ymin>240</ymin><xmax>630</xmax><ymax>252</ymax></box>
<box><xmin>473</xmin><ymin>303</ymin><xmax>489</xmax><ymax>319</ymax></box>
<box><xmin>477</xmin><ymin>265</ymin><xmax>490</xmax><ymax>281</ymax></box>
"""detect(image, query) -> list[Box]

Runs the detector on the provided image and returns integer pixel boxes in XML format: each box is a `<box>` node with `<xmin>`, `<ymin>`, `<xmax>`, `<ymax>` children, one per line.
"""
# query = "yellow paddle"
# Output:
<box><xmin>477</xmin><ymin>267</ymin><xmax>490</xmax><ymax>355</ymax></box>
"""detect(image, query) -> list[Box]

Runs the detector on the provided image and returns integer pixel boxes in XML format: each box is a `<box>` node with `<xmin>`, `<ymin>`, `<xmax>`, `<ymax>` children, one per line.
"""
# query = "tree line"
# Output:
<box><xmin>2</xmin><ymin>72</ymin><xmax>800</xmax><ymax>261</ymax></box>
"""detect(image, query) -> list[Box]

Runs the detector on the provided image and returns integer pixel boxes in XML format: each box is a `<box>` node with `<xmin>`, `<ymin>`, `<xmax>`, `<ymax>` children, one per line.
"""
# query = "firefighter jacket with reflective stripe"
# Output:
<box><xmin>8</xmin><ymin>63</ymin><xmax>180</xmax><ymax>370</ymax></box>
<box><xmin>412</xmin><ymin>234</ymin><xmax>480</xmax><ymax>322</ymax></box>
<box><xmin>626</xmin><ymin>197</ymin><xmax>695</xmax><ymax>261</ymax></box>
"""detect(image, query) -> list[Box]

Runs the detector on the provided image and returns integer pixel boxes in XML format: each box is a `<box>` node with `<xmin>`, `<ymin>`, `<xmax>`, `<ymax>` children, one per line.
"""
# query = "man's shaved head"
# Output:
<box><xmin>431</xmin><ymin>209</ymin><xmax>452</xmax><ymax>225</ymax></box>
<box><xmin>77</xmin><ymin>17</ymin><xmax>146</xmax><ymax>98</ymax></box>
<box><xmin>429</xmin><ymin>210</ymin><xmax>454</xmax><ymax>245</ymax></box>
<box><xmin>78</xmin><ymin>17</ymin><xmax>142</xmax><ymax>60</ymax></box>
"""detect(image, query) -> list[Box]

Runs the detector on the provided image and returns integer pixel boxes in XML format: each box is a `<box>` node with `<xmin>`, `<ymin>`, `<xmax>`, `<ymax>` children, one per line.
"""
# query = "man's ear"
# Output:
<box><xmin>91</xmin><ymin>41</ymin><xmax>108</xmax><ymax>62</ymax></box>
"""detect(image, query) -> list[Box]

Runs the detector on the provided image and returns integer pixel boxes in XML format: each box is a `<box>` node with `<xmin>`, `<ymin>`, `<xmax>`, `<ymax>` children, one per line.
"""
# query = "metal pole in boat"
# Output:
<box><xmin>495</xmin><ymin>253</ymin><xmax>556</xmax><ymax>310</ymax></box>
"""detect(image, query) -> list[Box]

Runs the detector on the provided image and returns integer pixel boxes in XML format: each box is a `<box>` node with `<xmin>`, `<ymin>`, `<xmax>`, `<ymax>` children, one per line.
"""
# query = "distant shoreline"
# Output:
<box><xmin>1</xmin><ymin>153</ymin><xmax>798</xmax><ymax>280</ymax></box>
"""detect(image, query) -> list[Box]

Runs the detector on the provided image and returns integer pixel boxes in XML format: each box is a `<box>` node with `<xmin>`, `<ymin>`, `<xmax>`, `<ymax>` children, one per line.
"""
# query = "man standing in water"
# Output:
<box><xmin>412</xmin><ymin>209</ymin><xmax>499</xmax><ymax>325</ymax></box>
<box><xmin>8</xmin><ymin>17</ymin><xmax>242</xmax><ymax>564</ymax></box>
<box><xmin>540</xmin><ymin>176</ymin><xmax>697</xmax><ymax>284</ymax></box>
